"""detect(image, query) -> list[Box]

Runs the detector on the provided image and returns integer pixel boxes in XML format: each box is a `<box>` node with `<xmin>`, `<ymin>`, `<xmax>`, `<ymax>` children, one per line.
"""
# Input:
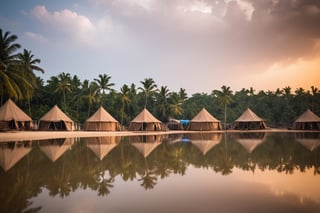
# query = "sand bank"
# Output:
<box><xmin>0</xmin><ymin>128</ymin><xmax>316</xmax><ymax>142</ymax></box>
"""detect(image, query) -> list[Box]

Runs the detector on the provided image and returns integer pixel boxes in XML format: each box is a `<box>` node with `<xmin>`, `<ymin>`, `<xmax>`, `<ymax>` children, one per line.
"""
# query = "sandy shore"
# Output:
<box><xmin>0</xmin><ymin>128</ymin><xmax>317</xmax><ymax>142</ymax></box>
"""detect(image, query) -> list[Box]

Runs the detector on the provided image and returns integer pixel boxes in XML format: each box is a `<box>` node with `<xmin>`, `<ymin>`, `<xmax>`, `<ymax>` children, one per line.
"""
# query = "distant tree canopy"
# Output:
<box><xmin>1</xmin><ymin>28</ymin><xmax>320</xmax><ymax>127</ymax></box>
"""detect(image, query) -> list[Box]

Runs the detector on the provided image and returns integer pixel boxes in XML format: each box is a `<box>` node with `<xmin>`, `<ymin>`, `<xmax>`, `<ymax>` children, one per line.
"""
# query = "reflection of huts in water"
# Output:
<box><xmin>38</xmin><ymin>105</ymin><xmax>74</xmax><ymax>131</ymax></box>
<box><xmin>129</xmin><ymin>135</ymin><xmax>162</xmax><ymax>158</ymax></box>
<box><xmin>167</xmin><ymin>134</ymin><xmax>187</xmax><ymax>144</ymax></box>
<box><xmin>232</xmin><ymin>132</ymin><xmax>266</xmax><ymax>153</ymax></box>
<box><xmin>166</xmin><ymin>119</ymin><xmax>185</xmax><ymax>130</ymax></box>
<box><xmin>84</xmin><ymin>106</ymin><xmax>120</xmax><ymax>131</ymax></box>
<box><xmin>0</xmin><ymin>141</ymin><xmax>32</xmax><ymax>172</ymax></box>
<box><xmin>0</xmin><ymin>99</ymin><xmax>33</xmax><ymax>131</ymax></box>
<box><xmin>85</xmin><ymin>136</ymin><xmax>121</xmax><ymax>160</ymax></box>
<box><xmin>190</xmin><ymin>133</ymin><xmax>222</xmax><ymax>155</ymax></box>
<box><xmin>128</xmin><ymin>108</ymin><xmax>166</xmax><ymax>131</ymax></box>
<box><xmin>39</xmin><ymin>138</ymin><xmax>74</xmax><ymax>162</ymax></box>
<box><xmin>295</xmin><ymin>132</ymin><xmax>320</xmax><ymax>151</ymax></box>
<box><xmin>188</xmin><ymin>108</ymin><xmax>221</xmax><ymax>131</ymax></box>
<box><xmin>232</xmin><ymin>108</ymin><xmax>267</xmax><ymax>130</ymax></box>
<box><xmin>292</xmin><ymin>109</ymin><xmax>320</xmax><ymax>130</ymax></box>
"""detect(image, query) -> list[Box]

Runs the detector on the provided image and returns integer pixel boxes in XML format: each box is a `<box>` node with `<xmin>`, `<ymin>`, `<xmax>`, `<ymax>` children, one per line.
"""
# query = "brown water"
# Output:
<box><xmin>0</xmin><ymin>132</ymin><xmax>320</xmax><ymax>213</ymax></box>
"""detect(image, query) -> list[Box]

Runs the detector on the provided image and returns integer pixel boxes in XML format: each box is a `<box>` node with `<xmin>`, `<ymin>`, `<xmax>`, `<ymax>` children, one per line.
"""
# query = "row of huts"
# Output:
<box><xmin>0</xmin><ymin>98</ymin><xmax>320</xmax><ymax>131</ymax></box>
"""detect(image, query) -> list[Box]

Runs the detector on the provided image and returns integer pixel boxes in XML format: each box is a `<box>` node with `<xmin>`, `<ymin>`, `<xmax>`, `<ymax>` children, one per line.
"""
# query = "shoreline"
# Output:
<box><xmin>0</xmin><ymin>128</ymin><xmax>319</xmax><ymax>142</ymax></box>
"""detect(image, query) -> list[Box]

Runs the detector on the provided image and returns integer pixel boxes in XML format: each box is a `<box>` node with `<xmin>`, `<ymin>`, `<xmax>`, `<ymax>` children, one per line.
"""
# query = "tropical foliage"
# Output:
<box><xmin>1</xmin><ymin>28</ymin><xmax>320</xmax><ymax>128</ymax></box>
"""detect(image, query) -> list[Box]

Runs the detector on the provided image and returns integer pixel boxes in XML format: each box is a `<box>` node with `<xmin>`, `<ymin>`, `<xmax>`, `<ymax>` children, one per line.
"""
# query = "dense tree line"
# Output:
<box><xmin>1</xmin><ymin>29</ymin><xmax>320</xmax><ymax>128</ymax></box>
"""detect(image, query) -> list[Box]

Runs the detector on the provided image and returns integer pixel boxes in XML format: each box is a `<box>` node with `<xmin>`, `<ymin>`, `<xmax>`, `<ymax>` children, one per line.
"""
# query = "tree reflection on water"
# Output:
<box><xmin>0</xmin><ymin>132</ymin><xmax>319</xmax><ymax>212</ymax></box>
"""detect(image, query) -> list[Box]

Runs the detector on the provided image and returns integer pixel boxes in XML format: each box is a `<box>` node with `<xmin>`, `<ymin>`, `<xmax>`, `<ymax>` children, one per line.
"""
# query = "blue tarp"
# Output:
<box><xmin>180</xmin><ymin>120</ymin><xmax>190</xmax><ymax>125</ymax></box>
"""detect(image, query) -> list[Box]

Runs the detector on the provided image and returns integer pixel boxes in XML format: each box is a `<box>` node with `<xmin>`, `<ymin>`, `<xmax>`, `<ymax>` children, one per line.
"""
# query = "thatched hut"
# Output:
<box><xmin>38</xmin><ymin>105</ymin><xmax>74</xmax><ymax>131</ymax></box>
<box><xmin>232</xmin><ymin>108</ymin><xmax>267</xmax><ymax>130</ymax></box>
<box><xmin>188</xmin><ymin>108</ymin><xmax>221</xmax><ymax>131</ymax></box>
<box><xmin>292</xmin><ymin>109</ymin><xmax>320</xmax><ymax>130</ymax></box>
<box><xmin>0</xmin><ymin>99</ymin><xmax>33</xmax><ymax>131</ymax></box>
<box><xmin>84</xmin><ymin>106</ymin><xmax>120</xmax><ymax>131</ymax></box>
<box><xmin>128</xmin><ymin>108</ymin><xmax>165</xmax><ymax>131</ymax></box>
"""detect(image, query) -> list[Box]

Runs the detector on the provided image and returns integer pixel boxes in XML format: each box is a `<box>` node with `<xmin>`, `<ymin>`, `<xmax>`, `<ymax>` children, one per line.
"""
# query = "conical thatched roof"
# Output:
<box><xmin>236</xmin><ymin>108</ymin><xmax>264</xmax><ymax>122</ymax></box>
<box><xmin>131</xmin><ymin>108</ymin><xmax>161</xmax><ymax>123</ymax></box>
<box><xmin>0</xmin><ymin>99</ymin><xmax>31</xmax><ymax>121</ymax></box>
<box><xmin>40</xmin><ymin>105</ymin><xmax>73</xmax><ymax>122</ymax></box>
<box><xmin>294</xmin><ymin>109</ymin><xmax>320</xmax><ymax>123</ymax></box>
<box><xmin>86</xmin><ymin>106</ymin><xmax>118</xmax><ymax>123</ymax></box>
<box><xmin>191</xmin><ymin>108</ymin><xmax>220</xmax><ymax>122</ymax></box>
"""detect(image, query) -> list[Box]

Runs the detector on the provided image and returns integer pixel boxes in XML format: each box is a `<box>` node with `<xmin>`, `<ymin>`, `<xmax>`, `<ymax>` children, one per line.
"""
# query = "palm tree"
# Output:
<box><xmin>310</xmin><ymin>86</ymin><xmax>319</xmax><ymax>112</ymax></box>
<box><xmin>82</xmin><ymin>80</ymin><xmax>100</xmax><ymax>116</ymax></box>
<box><xmin>0</xmin><ymin>29</ymin><xmax>25</xmax><ymax>102</ymax></box>
<box><xmin>138</xmin><ymin>78</ymin><xmax>158</xmax><ymax>108</ymax></box>
<box><xmin>120</xmin><ymin>84</ymin><xmax>131</xmax><ymax>126</ymax></box>
<box><xmin>17</xmin><ymin>49</ymin><xmax>44</xmax><ymax>115</ymax></box>
<box><xmin>47</xmin><ymin>72</ymin><xmax>72</xmax><ymax>110</ymax></box>
<box><xmin>168</xmin><ymin>92</ymin><xmax>183</xmax><ymax>118</ymax></box>
<box><xmin>213</xmin><ymin>85</ymin><xmax>233</xmax><ymax>129</ymax></box>
<box><xmin>94</xmin><ymin>74</ymin><xmax>114</xmax><ymax>95</ymax></box>
<box><xmin>155</xmin><ymin>86</ymin><xmax>170</xmax><ymax>121</ymax></box>
<box><xmin>178</xmin><ymin>88</ymin><xmax>188</xmax><ymax>101</ymax></box>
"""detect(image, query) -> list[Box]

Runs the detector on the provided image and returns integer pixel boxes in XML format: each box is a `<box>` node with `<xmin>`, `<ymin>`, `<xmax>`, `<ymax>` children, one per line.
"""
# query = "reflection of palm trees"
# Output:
<box><xmin>96</xmin><ymin>171</ymin><xmax>115</xmax><ymax>196</ymax></box>
<box><xmin>118</xmin><ymin>140</ymin><xmax>136</xmax><ymax>181</ymax></box>
<box><xmin>214</xmin><ymin>134</ymin><xmax>233</xmax><ymax>175</ymax></box>
<box><xmin>169</xmin><ymin>145</ymin><xmax>187</xmax><ymax>175</ymax></box>
<box><xmin>48</xmin><ymin>164</ymin><xmax>71</xmax><ymax>198</ymax></box>
<box><xmin>138</xmin><ymin>158</ymin><xmax>157</xmax><ymax>190</ymax></box>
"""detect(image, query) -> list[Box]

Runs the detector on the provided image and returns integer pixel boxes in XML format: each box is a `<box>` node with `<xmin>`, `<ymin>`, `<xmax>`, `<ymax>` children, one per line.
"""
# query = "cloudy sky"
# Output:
<box><xmin>1</xmin><ymin>0</ymin><xmax>319</xmax><ymax>94</ymax></box>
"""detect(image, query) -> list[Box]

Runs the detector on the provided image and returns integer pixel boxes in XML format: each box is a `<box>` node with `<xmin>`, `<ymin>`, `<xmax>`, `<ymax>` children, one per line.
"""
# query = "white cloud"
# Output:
<box><xmin>23</xmin><ymin>31</ymin><xmax>48</xmax><ymax>42</ymax></box>
<box><xmin>30</xmin><ymin>5</ymin><xmax>126</xmax><ymax>48</ymax></box>
<box><xmin>31</xmin><ymin>5</ymin><xmax>96</xmax><ymax>45</ymax></box>
<box><xmin>224</xmin><ymin>0</ymin><xmax>254</xmax><ymax>21</ymax></box>
<box><xmin>180</xmin><ymin>1</ymin><xmax>213</xmax><ymax>14</ymax></box>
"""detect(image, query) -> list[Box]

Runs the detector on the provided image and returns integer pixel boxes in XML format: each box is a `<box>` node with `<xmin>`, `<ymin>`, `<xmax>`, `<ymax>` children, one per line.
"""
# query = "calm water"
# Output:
<box><xmin>1</xmin><ymin>132</ymin><xmax>320</xmax><ymax>213</ymax></box>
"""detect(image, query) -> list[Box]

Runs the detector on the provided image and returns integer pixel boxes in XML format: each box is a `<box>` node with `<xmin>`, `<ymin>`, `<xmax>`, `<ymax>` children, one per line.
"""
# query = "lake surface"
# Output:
<box><xmin>1</xmin><ymin>132</ymin><xmax>320</xmax><ymax>213</ymax></box>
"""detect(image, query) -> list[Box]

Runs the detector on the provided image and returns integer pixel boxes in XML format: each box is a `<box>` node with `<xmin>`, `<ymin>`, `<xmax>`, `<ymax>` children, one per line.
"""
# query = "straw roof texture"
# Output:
<box><xmin>86</xmin><ymin>106</ymin><xmax>118</xmax><ymax>123</ymax></box>
<box><xmin>40</xmin><ymin>105</ymin><xmax>73</xmax><ymax>122</ymax></box>
<box><xmin>191</xmin><ymin>108</ymin><xmax>220</xmax><ymax>122</ymax></box>
<box><xmin>294</xmin><ymin>109</ymin><xmax>320</xmax><ymax>123</ymax></box>
<box><xmin>131</xmin><ymin>108</ymin><xmax>161</xmax><ymax>123</ymax></box>
<box><xmin>235</xmin><ymin>108</ymin><xmax>264</xmax><ymax>122</ymax></box>
<box><xmin>0</xmin><ymin>99</ymin><xmax>31</xmax><ymax>121</ymax></box>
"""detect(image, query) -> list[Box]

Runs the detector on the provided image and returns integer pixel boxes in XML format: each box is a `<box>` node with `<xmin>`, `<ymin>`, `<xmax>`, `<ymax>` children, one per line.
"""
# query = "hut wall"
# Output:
<box><xmin>189</xmin><ymin>122</ymin><xmax>221</xmax><ymax>131</ymax></box>
<box><xmin>39</xmin><ymin>121</ymin><xmax>73</xmax><ymax>131</ymax></box>
<box><xmin>85</xmin><ymin>122</ymin><xmax>118</xmax><ymax>131</ymax></box>
<box><xmin>128</xmin><ymin>122</ymin><xmax>163</xmax><ymax>131</ymax></box>
<box><xmin>0</xmin><ymin>120</ymin><xmax>32</xmax><ymax>131</ymax></box>
<box><xmin>293</xmin><ymin>122</ymin><xmax>320</xmax><ymax>130</ymax></box>
<box><xmin>233</xmin><ymin>121</ymin><xmax>266</xmax><ymax>130</ymax></box>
